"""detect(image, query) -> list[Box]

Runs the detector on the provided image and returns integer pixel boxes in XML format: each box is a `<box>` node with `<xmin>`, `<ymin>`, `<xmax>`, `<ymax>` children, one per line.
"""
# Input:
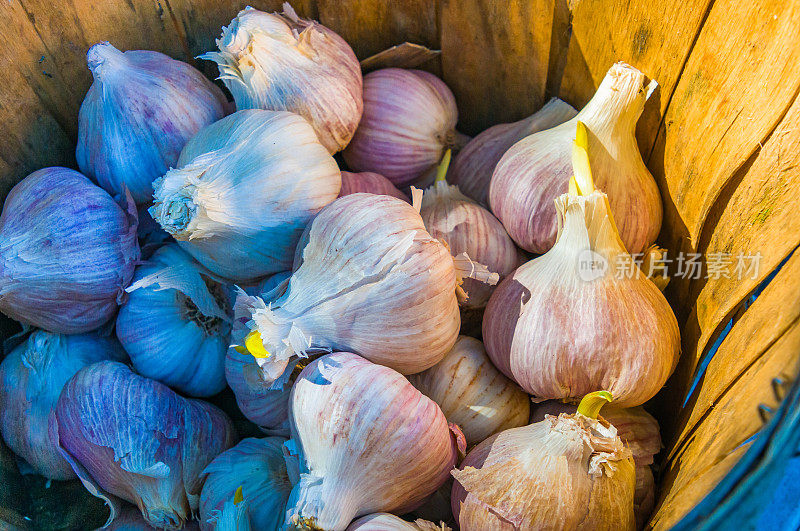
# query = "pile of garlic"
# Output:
<box><xmin>0</xmin><ymin>3</ymin><xmax>682</xmax><ymax>530</ymax></box>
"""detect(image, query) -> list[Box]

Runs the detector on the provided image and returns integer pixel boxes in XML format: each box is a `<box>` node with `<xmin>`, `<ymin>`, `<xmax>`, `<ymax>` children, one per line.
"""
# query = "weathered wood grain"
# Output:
<box><xmin>440</xmin><ymin>0</ymin><xmax>555</xmax><ymax>135</ymax></box>
<box><xmin>360</xmin><ymin>43</ymin><xmax>440</xmax><ymax>72</ymax></box>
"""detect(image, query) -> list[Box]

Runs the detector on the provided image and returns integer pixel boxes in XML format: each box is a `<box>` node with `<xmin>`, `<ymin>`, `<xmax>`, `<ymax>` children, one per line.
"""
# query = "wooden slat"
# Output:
<box><xmin>558</xmin><ymin>0</ymin><xmax>712</xmax><ymax>154</ymax></box>
<box><xmin>440</xmin><ymin>0</ymin><xmax>555</xmax><ymax>135</ymax></box>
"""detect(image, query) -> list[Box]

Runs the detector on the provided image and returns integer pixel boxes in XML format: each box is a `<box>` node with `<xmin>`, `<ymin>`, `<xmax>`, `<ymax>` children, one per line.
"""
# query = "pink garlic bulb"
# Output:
<box><xmin>482</xmin><ymin>190</ymin><xmax>680</xmax><ymax>407</ymax></box>
<box><xmin>339</xmin><ymin>171</ymin><xmax>408</xmax><ymax>201</ymax></box>
<box><xmin>450</xmin><ymin>98</ymin><xmax>577</xmax><ymax>206</ymax></box>
<box><xmin>452</xmin><ymin>392</ymin><xmax>635</xmax><ymax>530</ymax></box>
<box><xmin>343</xmin><ymin>68</ymin><xmax>468</xmax><ymax>188</ymax></box>
<box><xmin>284</xmin><ymin>352</ymin><xmax>461</xmax><ymax>531</ymax></box>
<box><xmin>408</xmin><ymin>336</ymin><xmax>529</xmax><ymax>447</ymax></box>
<box><xmin>490</xmin><ymin>62</ymin><xmax>662</xmax><ymax>255</ymax></box>
<box><xmin>347</xmin><ymin>513</ymin><xmax>450</xmax><ymax>531</ymax></box>
<box><xmin>201</xmin><ymin>5</ymin><xmax>362</xmax><ymax>153</ymax></box>
<box><xmin>420</xmin><ymin>152</ymin><xmax>514</xmax><ymax>310</ymax></box>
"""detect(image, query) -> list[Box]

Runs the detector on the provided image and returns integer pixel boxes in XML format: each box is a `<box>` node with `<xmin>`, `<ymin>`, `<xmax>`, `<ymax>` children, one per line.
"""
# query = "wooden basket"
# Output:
<box><xmin>1</xmin><ymin>0</ymin><xmax>798</xmax><ymax>529</ymax></box>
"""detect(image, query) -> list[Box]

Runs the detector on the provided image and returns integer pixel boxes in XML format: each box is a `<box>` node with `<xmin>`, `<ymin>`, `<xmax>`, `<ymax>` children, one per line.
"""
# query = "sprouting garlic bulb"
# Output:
<box><xmin>339</xmin><ymin>171</ymin><xmax>408</xmax><ymax>201</ymax></box>
<box><xmin>450</xmin><ymin>98</ymin><xmax>577</xmax><ymax>206</ymax></box>
<box><xmin>483</xmin><ymin>189</ymin><xmax>680</xmax><ymax>407</ymax></box>
<box><xmin>201</xmin><ymin>5</ymin><xmax>362</xmax><ymax>153</ymax></box>
<box><xmin>408</xmin><ymin>336</ymin><xmax>529</xmax><ymax>447</ymax></box>
<box><xmin>233</xmin><ymin>193</ymin><xmax>463</xmax><ymax>383</ymax></box>
<box><xmin>77</xmin><ymin>42</ymin><xmax>228</xmax><ymax>205</ymax></box>
<box><xmin>225</xmin><ymin>348</ymin><xmax>293</xmax><ymax>434</ymax></box>
<box><xmin>116</xmin><ymin>244</ymin><xmax>231</xmax><ymax>397</ymax></box>
<box><xmin>347</xmin><ymin>514</ymin><xmax>450</xmax><ymax>531</ymax></box>
<box><xmin>490</xmin><ymin>63</ymin><xmax>662</xmax><ymax>255</ymax></box>
<box><xmin>150</xmin><ymin>109</ymin><xmax>341</xmax><ymax>282</ymax></box>
<box><xmin>420</xmin><ymin>152</ymin><xmax>513</xmax><ymax>310</ymax></box>
<box><xmin>54</xmin><ymin>361</ymin><xmax>236</xmax><ymax>530</ymax></box>
<box><xmin>343</xmin><ymin>68</ymin><xmax>468</xmax><ymax>188</ymax></box>
<box><xmin>284</xmin><ymin>353</ymin><xmax>461</xmax><ymax>531</ymax></box>
<box><xmin>452</xmin><ymin>392</ymin><xmax>636</xmax><ymax>530</ymax></box>
<box><xmin>0</xmin><ymin>167</ymin><xmax>139</xmax><ymax>333</ymax></box>
<box><xmin>199</xmin><ymin>438</ymin><xmax>293</xmax><ymax>531</ymax></box>
<box><xmin>0</xmin><ymin>330</ymin><xmax>126</xmax><ymax>480</ymax></box>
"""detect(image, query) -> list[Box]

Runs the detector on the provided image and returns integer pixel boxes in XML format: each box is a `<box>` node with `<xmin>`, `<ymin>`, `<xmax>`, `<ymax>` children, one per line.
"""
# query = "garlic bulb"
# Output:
<box><xmin>483</xmin><ymin>187</ymin><xmax>680</xmax><ymax>406</ymax></box>
<box><xmin>420</xmin><ymin>151</ymin><xmax>512</xmax><ymax>310</ymax></box>
<box><xmin>452</xmin><ymin>392</ymin><xmax>636</xmax><ymax>530</ymax></box>
<box><xmin>201</xmin><ymin>5</ymin><xmax>362</xmax><ymax>153</ymax></box>
<box><xmin>408</xmin><ymin>336</ymin><xmax>529</xmax><ymax>447</ymax></box>
<box><xmin>450</xmin><ymin>98</ymin><xmax>577</xmax><ymax>206</ymax></box>
<box><xmin>634</xmin><ymin>466</ymin><xmax>656</xmax><ymax>529</ymax></box>
<box><xmin>100</xmin><ymin>505</ymin><xmax>200</xmax><ymax>530</ymax></box>
<box><xmin>225</xmin><ymin>348</ymin><xmax>294</xmax><ymax>434</ymax></box>
<box><xmin>0</xmin><ymin>330</ymin><xmax>126</xmax><ymax>480</ymax></box>
<box><xmin>340</xmin><ymin>171</ymin><xmax>408</xmax><ymax>201</ymax></box>
<box><xmin>343</xmin><ymin>68</ymin><xmax>468</xmax><ymax>188</ymax></box>
<box><xmin>233</xmin><ymin>193</ymin><xmax>463</xmax><ymax>382</ymax></box>
<box><xmin>347</xmin><ymin>514</ymin><xmax>450</xmax><ymax>531</ymax></box>
<box><xmin>0</xmin><ymin>167</ymin><xmax>139</xmax><ymax>333</ymax></box>
<box><xmin>77</xmin><ymin>42</ymin><xmax>228</xmax><ymax>205</ymax></box>
<box><xmin>116</xmin><ymin>244</ymin><xmax>231</xmax><ymax>397</ymax></box>
<box><xmin>150</xmin><ymin>109</ymin><xmax>341</xmax><ymax>282</ymax></box>
<box><xmin>284</xmin><ymin>352</ymin><xmax>461</xmax><ymax>530</ymax></box>
<box><xmin>54</xmin><ymin>361</ymin><xmax>236</xmax><ymax>530</ymax></box>
<box><xmin>199</xmin><ymin>438</ymin><xmax>293</xmax><ymax>531</ymax></box>
<box><xmin>490</xmin><ymin>63</ymin><xmax>662</xmax><ymax>255</ymax></box>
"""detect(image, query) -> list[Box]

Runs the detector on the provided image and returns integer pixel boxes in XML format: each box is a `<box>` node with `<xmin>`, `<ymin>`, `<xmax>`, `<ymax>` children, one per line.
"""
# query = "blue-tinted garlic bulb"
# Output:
<box><xmin>100</xmin><ymin>504</ymin><xmax>200</xmax><ymax>530</ymax></box>
<box><xmin>0</xmin><ymin>330</ymin><xmax>126</xmax><ymax>480</ymax></box>
<box><xmin>199</xmin><ymin>438</ymin><xmax>293</xmax><ymax>531</ymax></box>
<box><xmin>116</xmin><ymin>244</ymin><xmax>231</xmax><ymax>397</ymax></box>
<box><xmin>149</xmin><ymin>109</ymin><xmax>341</xmax><ymax>282</ymax></box>
<box><xmin>77</xmin><ymin>42</ymin><xmax>229</xmax><ymax>205</ymax></box>
<box><xmin>0</xmin><ymin>167</ymin><xmax>140</xmax><ymax>333</ymax></box>
<box><xmin>54</xmin><ymin>361</ymin><xmax>236</xmax><ymax>530</ymax></box>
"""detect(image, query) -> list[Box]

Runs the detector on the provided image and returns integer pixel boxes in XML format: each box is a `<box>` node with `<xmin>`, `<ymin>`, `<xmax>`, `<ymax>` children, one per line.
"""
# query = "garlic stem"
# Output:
<box><xmin>576</xmin><ymin>390</ymin><xmax>613</xmax><ymax>419</ymax></box>
<box><xmin>571</xmin><ymin>121</ymin><xmax>595</xmax><ymax>196</ymax></box>
<box><xmin>435</xmin><ymin>149</ymin><xmax>452</xmax><ymax>184</ymax></box>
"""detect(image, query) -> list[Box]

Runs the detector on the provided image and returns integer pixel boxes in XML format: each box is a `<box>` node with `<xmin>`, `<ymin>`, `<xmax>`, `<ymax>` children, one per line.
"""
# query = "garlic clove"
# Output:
<box><xmin>339</xmin><ymin>171</ymin><xmax>409</xmax><ymax>202</ymax></box>
<box><xmin>408</xmin><ymin>336</ymin><xmax>530</xmax><ymax>447</ymax></box>
<box><xmin>284</xmin><ymin>352</ymin><xmax>459</xmax><ymax>531</ymax></box>
<box><xmin>232</xmin><ymin>193</ymin><xmax>461</xmax><ymax>381</ymax></box>
<box><xmin>149</xmin><ymin>109</ymin><xmax>341</xmax><ymax>282</ymax></box>
<box><xmin>343</xmin><ymin>68</ymin><xmax>467</xmax><ymax>188</ymax></box>
<box><xmin>451</xmin><ymin>392</ymin><xmax>636</xmax><ymax>530</ymax></box>
<box><xmin>347</xmin><ymin>513</ymin><xmax>451</xmax><ymax>531</ymax></box>
<box><xmin>450</xmin><ymin>98</ymin><xmax>577</xmax><ymax>206</ymax></box>
<box><xmin>77</xmin><ymin>42</ymin><xmax>228</xmax><ymax>205</ymax></box>
<box><xmin>490</xmin><ymin>62</ymin><xmax>662</xmax><ymax>255</ymax></box>
<box><xmin>200</xmin><ymin>5</ymin><xmax>363</xmax><ymax>153</ymax></box>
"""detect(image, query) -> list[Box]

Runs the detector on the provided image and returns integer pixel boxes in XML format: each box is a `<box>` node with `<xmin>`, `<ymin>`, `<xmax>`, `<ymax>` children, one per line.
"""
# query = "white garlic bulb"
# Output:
<box><xmin>201</xmin><ymin>5</ymin><xmax>362</xmax><ymax>153</ymax></box>
<box><xmin>347</xmin><ymin>514</ymin><xmax>450</xmax><ymax>531</ymax></box>
<box><xmin>150</xmin><ymin>109</ymin><xmax>340</xmax><ymax>282</ymax></box>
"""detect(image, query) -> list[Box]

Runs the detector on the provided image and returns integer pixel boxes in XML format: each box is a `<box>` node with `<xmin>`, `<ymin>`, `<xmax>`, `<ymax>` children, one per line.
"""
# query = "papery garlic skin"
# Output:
<box><xmin>77</xmin><ymin>42</ymin><xmax>228</xmax><ymax>205</ymax></box>
<box><xmin>408</xmin><ymin>336</ymin><xmax>529</xmax><ymax>447</ymax></box>
<box><xmin>343</xmin><ymin>69</ymin><xmax>466</xmax><ymax>188</ymax></box>
<box><xmin>201</xmin><ymin>6</ymin><xmax>362</xmax><ymax>153</ymax></box>
<box><xmin>284</xmin><ymin>353</ymin><xmax>459</xmax><ymax>531</ymax></box>
<box><xmin>100</xmin><ymin>504</ymin><xmax>200</xmax><ymax>530</ymax></box>
<box><xmin>225</xmin><ymin>348</ymin><xmax>293</xmax><ymax>434</ymax></box>
<box><xmin>451</xmin><ymin>98</ymin><xmax>577</xmax><ymax>206</ymax></box>
<box><xmin>347</xmin><ymin>513</ymin><xmax>450</xmax><ymax>531</ymax></box>
<box><xmin>483</xmin><ymin>191</ymin><xmax>680</xmax><ymax>407</ymax></box>
<box><xmin>199</xmin><ymin>438</ymin><xmax>293</xmax><ymax>531</ymax></box>
<box><xmin>490</xmin><ymin>63</ymin><xmax>662</xmax><ymax>255</ymax></box>
<box><xmin>116</xmin><ymin>244</ymin><xmax>231</xmax><ymax>397</ymax></box>
<box><xmin>0</xmin><ymin>167</ymin><xmax>139</xmax><ymax>333</ymax></box>
<box><xmin>452</xmin><ymin>413</ymin><xmax>636</xmax><ymax>530</ymax></box>
<box><xmin>0</xmin><ymin>330</ymin><xmax>126</xmax><ymax>480</ymax></box>
<box><xmin>150</xmin><ymin>110</ymin><xmax>341</xmax><ymax>282</ymax></box>
<box><xmin>234</xmin><ymin>193</ymin><xmax>460</xmax><ymax>382</ymax></box>
<box><xmin>54</xmin><ymin>361</ymin><xmax>236</xmax><ymax>530</ymax></box>
<box><xmin>420</xmin><ymin>179</ymin><xmax>516</xmax><ymax>310</ymax></box>
<box><xmin>339</xmin><ymin>171</ymin><xmax>409</xmax><ymax>201</ymax></box>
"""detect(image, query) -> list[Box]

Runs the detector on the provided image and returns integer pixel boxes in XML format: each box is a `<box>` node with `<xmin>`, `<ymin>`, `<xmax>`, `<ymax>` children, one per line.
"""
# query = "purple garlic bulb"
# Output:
<box><xmin>53</xmin><ymin>361</ymin><xmax>236</xmax><ymax>530</ymax></box>
<box><xmin>0</xmin><ymin>167</ymin><xmax>139</xmax><ymax>333</ymax></box>
<box><xmin>0</xmin><ymin>330</ymin><xmax>126</xmax><ymax>480</ymax></box>
<box><xmin>77</xmin><ymin>42</ymin><xmax>228</xmax><ymax>205</ymax></box>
